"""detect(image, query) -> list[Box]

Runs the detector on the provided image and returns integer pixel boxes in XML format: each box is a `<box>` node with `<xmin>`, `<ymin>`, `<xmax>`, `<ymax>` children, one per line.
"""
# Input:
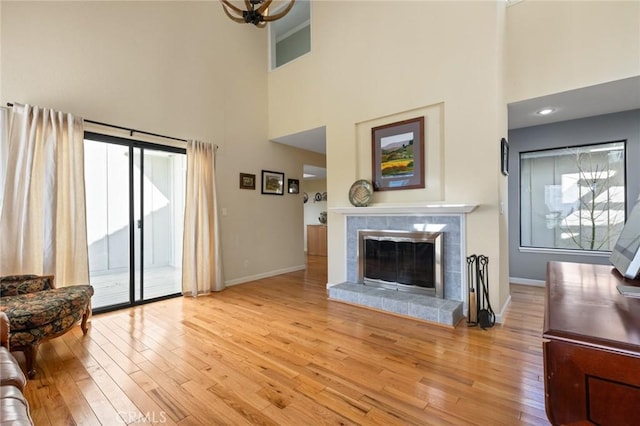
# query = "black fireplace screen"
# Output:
<box><xmin>364</xmin><ymin>239</ymin><xmax>435</xmax><ymax>288</ymax></box>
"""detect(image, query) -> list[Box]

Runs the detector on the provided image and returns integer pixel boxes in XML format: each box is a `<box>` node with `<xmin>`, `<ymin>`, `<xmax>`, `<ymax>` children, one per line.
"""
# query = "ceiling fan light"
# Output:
<box><xmin>220</xmin><ymin>0</ymin><xmax>295</xmax><ymax>27</ymax></box>
<box><xmin>537</xmin><ymin>108</ymin><xmax>555</xmax><ymax>116</ymax></box>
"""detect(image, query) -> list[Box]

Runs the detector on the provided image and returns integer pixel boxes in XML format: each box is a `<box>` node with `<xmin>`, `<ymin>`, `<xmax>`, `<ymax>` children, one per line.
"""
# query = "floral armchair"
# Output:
<box><xmin>0</xmin><ymin>275</ymin><xmax>94</xmax><ymax>378</ymax></box>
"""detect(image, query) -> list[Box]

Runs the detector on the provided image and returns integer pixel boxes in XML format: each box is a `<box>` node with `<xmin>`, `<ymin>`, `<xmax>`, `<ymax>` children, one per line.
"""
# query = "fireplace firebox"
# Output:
<box><xmin>358</xmin><ymin>229</ymin><xmax>443</xmax><ymax>298</ymax></box>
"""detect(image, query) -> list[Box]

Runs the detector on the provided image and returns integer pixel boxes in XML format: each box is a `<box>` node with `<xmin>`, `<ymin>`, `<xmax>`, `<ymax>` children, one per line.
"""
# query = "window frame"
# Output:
<box><xmin>269</xmin><ymin>0</ymin><xmax>312</xmax><ymax>70</ymax></box>
<box><xmin>518</xmin><ymin>139</ymin><xmax>627</xmax><ymax>253</ymax></box>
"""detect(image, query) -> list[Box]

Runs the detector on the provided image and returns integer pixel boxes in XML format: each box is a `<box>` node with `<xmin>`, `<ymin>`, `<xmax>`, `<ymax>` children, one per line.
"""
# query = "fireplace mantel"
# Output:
<box><xmin>330</xmin><ymin>203</ymin><xmax>478</xmax><ymax>215</ymax></box>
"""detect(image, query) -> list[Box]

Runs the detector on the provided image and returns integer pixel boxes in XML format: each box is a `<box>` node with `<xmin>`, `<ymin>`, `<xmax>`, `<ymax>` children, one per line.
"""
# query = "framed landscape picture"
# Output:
<box><xmin>239</xmin><ymin>173</ymin><xmax>255</xmax><ymax>190</ymax></box>
<box><xmin>261</xmin><ymin>170</ymin><xmax>285</xmax><ymax>195</ymax></box>
<box><xmin>371</xmin><ymin>116</ymin><xmax>425</xmax><ymax>191</ymax></box>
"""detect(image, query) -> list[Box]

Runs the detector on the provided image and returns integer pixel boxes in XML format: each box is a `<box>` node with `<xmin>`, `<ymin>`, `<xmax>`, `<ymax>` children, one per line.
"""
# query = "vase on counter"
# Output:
<box><xmin>318</xmin><ymin>211</ymin><xmax>327</xmax><ymax>224</ymax></box>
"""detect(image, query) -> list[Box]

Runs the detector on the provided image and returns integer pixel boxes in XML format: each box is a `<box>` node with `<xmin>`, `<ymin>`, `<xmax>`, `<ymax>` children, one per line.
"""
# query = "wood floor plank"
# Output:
<box><xmin>75</xmin><ymin>377</ymin><xmax>127</xmax><ymax>426</ymax></box>
<box><xmin>134</xmin><ymin>359</ymin><xmax>238</xmax><ymax>424</ymax></box>
<box><xmin>75</xmin><ymin>354</ymin><xmax>143</xmax><ymax>423</ymax></box>
<box><xmin>261</xmin><ymin>400</ymin><xmax>352</xmax><ymax>426</ymax></box>
<box><xmin>99</xmin><ymin>359</ymin><xmax>179</xmax><ymax>425</ymax></box>
<box><xmin>180</xmin><ymin>379</ymin><xmax>254</xmax><ymax>425</ymax></box>
<box><xmin>17</xmin><ymin>257</ymin><xmax>551</xmax><ymax>425</ymax></box>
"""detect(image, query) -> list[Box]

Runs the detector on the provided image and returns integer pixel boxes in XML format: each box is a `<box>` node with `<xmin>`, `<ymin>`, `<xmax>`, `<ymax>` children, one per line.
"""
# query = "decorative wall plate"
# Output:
<box><xmin>314</xmin><ymin>192</ymin><xmax>322</xmax><ymax>202</ymax></box>
<box><xmin>322</xmin><ymin>192</ymin><xmax>327</xmax><ymax>201</ymax></box>
<box><xmin>348</xmin><ymin>180</ymin><xmax>373</xmax><ymax>207</ymax></box>
<box><xmin>303</xmin><ymin>192</ymin><xmax>308</xmax><ymax>203</ymax></box>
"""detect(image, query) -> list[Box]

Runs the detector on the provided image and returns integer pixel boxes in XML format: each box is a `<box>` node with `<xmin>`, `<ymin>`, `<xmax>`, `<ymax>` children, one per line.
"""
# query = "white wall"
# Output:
<box><xmin>506</xmin><ymin>0</ymin><xmax>640</xmax><ymax>103</ymax></box>
<box><xmin>0</xmin><ymin>1</ymin><xmax>321</xmax><ymax>285</ymax></box>
<box><xmin>269</xmin><ymin>1</ymin><xmax>511</xmax><ymax>310</ymax></box>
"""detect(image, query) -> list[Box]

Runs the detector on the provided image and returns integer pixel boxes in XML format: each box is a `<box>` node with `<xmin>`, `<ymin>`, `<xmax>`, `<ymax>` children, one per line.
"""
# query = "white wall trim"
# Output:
<box><xmin>518</xmin><ymin>246</ymin><xmax>611</xmax><ymax>258</ymax></box>
<box><xmin>509</xmin><ymin>276</ymin><xmax>546</xmax><ymax>287</ymax></box>
<box><xmin>494</xmin><ymin>294</ymin><xmax>512</xmax><ymax>324</ymax></box>
<box><xmin>506</xmin><ymin>0</ymin><xmax>525</xmax><ymax>7</ymax></box>
<box><xmin>226</xmin><ymin>265</ymin><xmax>306</xmax><ymax>287</ymax></box>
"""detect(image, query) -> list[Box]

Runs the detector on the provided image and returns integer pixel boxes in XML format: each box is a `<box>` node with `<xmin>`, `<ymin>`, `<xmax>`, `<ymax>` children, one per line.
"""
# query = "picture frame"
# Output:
<box><xmin>288</xmin><ymin>178</ymin><xmax>300</xmax><ymax>194</ymax></box>
<box><xmin>239</xmin><ymin>173</ymin><xmax>256</xmax><ymax>190</ymax></box>
<box><xmin>501</xmin><ymin>138</ymin><xmax>509</xmax><ymax>176</ymax></box>
<box><xmin>261</xmin><ymin>170</ymin><xmax>285</xmax><ymax>195</ymax></box>
<box><xmin>371</xmin><ymin>116</ymin><xmax>425</xmax><ymax>191</ymax></box>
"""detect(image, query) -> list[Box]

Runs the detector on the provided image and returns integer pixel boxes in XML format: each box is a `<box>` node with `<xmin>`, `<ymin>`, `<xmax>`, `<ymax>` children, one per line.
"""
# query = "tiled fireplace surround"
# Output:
<box><xmin>328</xmin><ymin>206</ymin><xmax>476</xmax><ymax>327</ymax></box>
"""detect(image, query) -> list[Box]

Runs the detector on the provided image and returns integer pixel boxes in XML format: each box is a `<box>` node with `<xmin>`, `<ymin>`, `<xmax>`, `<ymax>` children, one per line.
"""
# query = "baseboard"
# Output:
<box><xmin>509</xmin><ymin>277</ymin><xmax>546</xmax><ymax>287</ymax></box>
<box><xmin>225</xmin><ymin>264</ymin><xmax>306</xmax><ymax>287</ymax></box>
<box><xmin>494</xmin><ymin>294</ymin><xmax>511</xmax><ymax>324</ymax></box>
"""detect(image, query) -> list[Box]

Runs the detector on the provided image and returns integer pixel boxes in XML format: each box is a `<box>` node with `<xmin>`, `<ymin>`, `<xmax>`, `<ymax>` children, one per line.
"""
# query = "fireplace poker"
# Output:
<box><xmin>466</xmin><ymin>255</ymin><xmax>478</xmax><ymax>325</ymax></box>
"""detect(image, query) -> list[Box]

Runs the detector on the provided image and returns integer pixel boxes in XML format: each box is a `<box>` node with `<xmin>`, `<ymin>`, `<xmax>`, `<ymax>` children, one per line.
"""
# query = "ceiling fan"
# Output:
<box><xmin>220</xmin><ymin>0</ymin><xmax>296</xmax><ymax>28</ymax></box>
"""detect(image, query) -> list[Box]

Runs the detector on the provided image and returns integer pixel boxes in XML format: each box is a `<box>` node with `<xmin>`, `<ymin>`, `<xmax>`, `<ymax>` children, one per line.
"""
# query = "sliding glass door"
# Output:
<box><xmin>84</xmin><ymin>133</ymin><xmax>186</xmax><ymax>312</ymax></box>
<box><xmin>137</xmin><ymin>147</ymin><xmax>185</xmax><ymax>301</ymax></box>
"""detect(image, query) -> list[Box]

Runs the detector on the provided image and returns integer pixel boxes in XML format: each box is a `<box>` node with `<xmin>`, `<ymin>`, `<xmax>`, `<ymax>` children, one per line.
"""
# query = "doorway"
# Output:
<box><xmin>84</xmin><ymin>133</ymin><xmax>186</xmax><ymax>312</ymax></box>
<box><xmin>302</xmin><ymin>165</ymin><xmax>327</xmax><ymax>261</ymax></box>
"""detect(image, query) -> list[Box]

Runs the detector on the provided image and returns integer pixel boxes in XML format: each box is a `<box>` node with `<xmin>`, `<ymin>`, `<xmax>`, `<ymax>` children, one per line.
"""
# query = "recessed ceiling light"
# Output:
<box><xmin>537</xmin><ymin>108</ymin><xmax>555</xmax><ymax>116</ymax></box>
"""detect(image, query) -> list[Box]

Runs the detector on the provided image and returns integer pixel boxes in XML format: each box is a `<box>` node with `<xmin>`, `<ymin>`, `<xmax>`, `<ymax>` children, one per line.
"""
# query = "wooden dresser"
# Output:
<box><xmin>307</xmin><ymin>225</ymin><xmax>327</xmax><ymax>256</ymax></box>
<box><xmin>543</xmin><ymin>261</ymin><xmax>640</xmax><ymax>425</ymax></box>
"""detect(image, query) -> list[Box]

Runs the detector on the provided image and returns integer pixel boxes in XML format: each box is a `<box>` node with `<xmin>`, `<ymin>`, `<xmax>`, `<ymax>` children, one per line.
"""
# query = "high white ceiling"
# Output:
<box><xmin>271</xmin><ymin>76</ymin><xmax>640</xmax><ymax>180</ymax></box>
<box><xmin>302</xmin><ymin>164</ymin><xmax>327</xmax><ymax>180</ymax></box>
<box><xmin>272</xmin><ymin>125</ymin><xmax>325</xmax><ymax>155</ymax></box>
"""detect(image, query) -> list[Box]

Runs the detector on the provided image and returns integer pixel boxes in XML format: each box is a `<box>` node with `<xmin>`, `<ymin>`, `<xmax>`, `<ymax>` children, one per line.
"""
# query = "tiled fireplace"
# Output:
<box><xmin>328</xmin><ymin>204</ymin><xmax>477</xmax><ymax>327</ymax></box>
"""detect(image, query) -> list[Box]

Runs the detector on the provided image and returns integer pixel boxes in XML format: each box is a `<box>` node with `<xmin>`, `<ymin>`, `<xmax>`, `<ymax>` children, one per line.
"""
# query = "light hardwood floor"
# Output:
<box><xmin>90</xmin><ymin>266</ymin><xmax>182</xmax><ymax>310</ymax></box>
<box><xmin>21</xmin><ymin>256</ymin><xmax>550</xmax><ymax>425</ymax></box>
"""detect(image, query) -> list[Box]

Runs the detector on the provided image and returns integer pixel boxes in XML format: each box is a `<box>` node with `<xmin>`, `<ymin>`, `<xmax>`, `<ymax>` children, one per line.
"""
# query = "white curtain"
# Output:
<box><xmin>0</xmin><ymin>103</ymin><xmax>89</xmax><ymax>285</ymax></box>
<box><xmin>0</xmin><ymin>107</ymin><xmax>8</xmax><ymax>213</ymax></box>
<box><xmin>182</xmin><ymin>140</ymin><xmax>224</xmax><ymax>295</ymax></box>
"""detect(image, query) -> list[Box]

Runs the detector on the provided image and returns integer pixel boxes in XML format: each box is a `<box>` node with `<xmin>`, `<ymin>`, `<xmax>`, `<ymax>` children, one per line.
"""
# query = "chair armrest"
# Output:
<box><xmin>0</xmin><ymin>312</ymin><xmax>9</xmax><ymax>350</ymax></box>
<box><xmin>0</xmin><ymin>275</ymin><xmax>55</xmax><ymax>296</ymax></box>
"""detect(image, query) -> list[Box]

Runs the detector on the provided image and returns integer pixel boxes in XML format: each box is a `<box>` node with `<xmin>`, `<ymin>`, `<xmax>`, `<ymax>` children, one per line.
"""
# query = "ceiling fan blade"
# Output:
<box><xmin>221</xmin><ymin>2</ymin><xmax>247</xmax><ymax>23</ymax></box>
<box><xmin>255</xmin><ymin>0</ymin><xmax>274</xmax><ymax>14</ymax></box>
<box><xmin>264</xmin><ymin>0</ymin><xmax>295</xmax><ymax>21</ymax></box>
<box><xmin>221</xmin><ymin>0</ymin><xmax>244</xmax><ymax>14</ymax></box>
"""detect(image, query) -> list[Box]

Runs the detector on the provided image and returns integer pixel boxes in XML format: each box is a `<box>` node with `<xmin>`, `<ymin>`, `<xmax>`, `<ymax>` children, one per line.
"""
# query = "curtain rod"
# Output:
<box><xmin>85</xmin><ymin>118</ymin><xmax>188</xmax><ymax>143</ymax></box>
<box><xmin>6</xmin><ymin>102</ymin><xmax>196</xmax><ymax>145</ymax></box>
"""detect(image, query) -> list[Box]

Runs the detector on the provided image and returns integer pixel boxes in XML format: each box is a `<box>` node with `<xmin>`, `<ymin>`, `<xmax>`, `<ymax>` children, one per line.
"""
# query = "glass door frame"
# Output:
<box><xmin>85</xmin><ymin>131</ymin><xmax>186</xmax><ymax>314</ymax></box>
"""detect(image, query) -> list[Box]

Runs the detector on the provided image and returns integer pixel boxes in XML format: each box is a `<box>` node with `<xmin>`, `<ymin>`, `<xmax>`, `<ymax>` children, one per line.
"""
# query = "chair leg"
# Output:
<box><xmin>81</xmin><ymin>304</ymin><xmax>91</xmax><ymax>335</ymax></box>
<box><xmin>23</xmin><ymin>344</ymin><xmax>39</xmax><ymax>379</ymax></box>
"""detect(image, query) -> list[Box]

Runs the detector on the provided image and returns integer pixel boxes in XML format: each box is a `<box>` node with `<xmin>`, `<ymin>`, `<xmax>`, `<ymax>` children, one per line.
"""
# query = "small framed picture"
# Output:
<box><xmin>288</xmin><ymin>178</ymin><xmax>300</xmax><ymax>194</ymax></box>
<box><xmin>239</xmin><ymin>173</ymin><xmax>255</xmax><ymax>190</ymax></box>
<box><xmin>261</xmin><ymin>170</ymin><xmax>285</xmax><ymax>195</ymax></box>
<box><xmin>501</xmin><ymin>138</ymin><xmax>509</xmax><ymax>176</ymax></box>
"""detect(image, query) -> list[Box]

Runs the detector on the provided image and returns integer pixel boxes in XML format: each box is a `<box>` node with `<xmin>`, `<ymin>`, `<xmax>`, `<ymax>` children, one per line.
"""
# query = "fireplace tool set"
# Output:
<box><xmin>466</xmin><ymin>254</ymin><xmax>495</xmax><ymax>329</ymax></box>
